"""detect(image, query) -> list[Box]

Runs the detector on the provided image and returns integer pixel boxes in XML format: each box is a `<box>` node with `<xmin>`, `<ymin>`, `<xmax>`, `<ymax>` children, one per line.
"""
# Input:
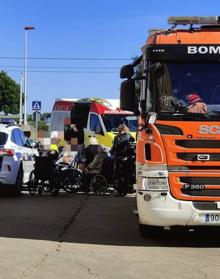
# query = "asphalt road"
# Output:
<box><xmin>0</xmin><ymin>191</ymin><xmax>220</xmax><ymax>279</ymax></box>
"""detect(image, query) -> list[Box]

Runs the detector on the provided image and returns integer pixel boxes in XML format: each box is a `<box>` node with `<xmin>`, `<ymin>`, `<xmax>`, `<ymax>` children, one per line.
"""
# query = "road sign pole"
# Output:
<box><xmin>35</xmin><ymin>112</ymin><xmax>38</xmax><ymax>141</ymax></box>
<box><xmin>32</xmin><ymin>101</ymin><xmax>41</xmax><ymax>140</ymax></box>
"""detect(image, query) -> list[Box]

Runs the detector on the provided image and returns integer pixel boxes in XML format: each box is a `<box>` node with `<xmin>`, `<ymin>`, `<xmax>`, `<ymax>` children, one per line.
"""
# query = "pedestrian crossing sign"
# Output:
<box><xmin>32</xmin><ymin>100</ymin><xmax>41</xmax><ymax>111</ymax></box>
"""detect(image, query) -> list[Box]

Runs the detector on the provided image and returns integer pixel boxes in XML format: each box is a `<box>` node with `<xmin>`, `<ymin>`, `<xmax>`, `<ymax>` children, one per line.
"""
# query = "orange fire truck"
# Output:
<box><xmin>120</xmin><ymin>16</ymin><xmax>220</xmax><ymax>235</ymax></box>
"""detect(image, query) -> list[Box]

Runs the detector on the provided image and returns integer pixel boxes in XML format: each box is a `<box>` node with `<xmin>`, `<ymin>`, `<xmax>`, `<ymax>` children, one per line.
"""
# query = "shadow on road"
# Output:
<box><xmin>0</xmin><ymin>191</ymin><xmax>220</xmax><ymax>248</ymax></box>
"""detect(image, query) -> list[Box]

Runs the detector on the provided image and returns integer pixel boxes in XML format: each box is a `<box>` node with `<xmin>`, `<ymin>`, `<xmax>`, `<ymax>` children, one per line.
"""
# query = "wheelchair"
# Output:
<box><xmin>89</xmin><ymin>146</ymin><xmax>136</xmax><ymax>196</ymax></box>
<box><xmin>89</xmin><ymin>156</ymin><xmax>118</xmax><ymax>196</ymax></box>
<box><xmin>28</xmin><ymin>150</ymin><xmax>59</xmax><ymax>196</ymax></box>
<box><xmin>52</xmin><ymin>160</ymin><xmax>82</xmax><ymax>194</ymax></box>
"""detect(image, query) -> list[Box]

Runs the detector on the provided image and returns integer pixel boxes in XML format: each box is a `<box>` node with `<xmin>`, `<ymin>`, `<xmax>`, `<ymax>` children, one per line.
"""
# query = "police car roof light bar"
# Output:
<box><xmin>168</xmin><ymin>16</ymin><xmax>220</xmax><ymax>25</ymax></box>
<box><xmin>0</xmin><ymin>118</ymin><xmax>17</xmax><ymax>125</ymax></box>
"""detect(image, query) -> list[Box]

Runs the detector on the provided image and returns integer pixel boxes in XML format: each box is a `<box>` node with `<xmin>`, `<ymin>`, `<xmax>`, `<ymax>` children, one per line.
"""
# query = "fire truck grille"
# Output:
<box><xmin>177</xmin><ymin>153</ymin><xmax>220</xmax><ymax>161</ymax></box>
<box><xmin>180</xmin><ymin>177</ymin><xmax>220</xmax><ymax>197</ymax></box>
<box><xmin>175</xmin><ymin>140</ymin><xmax>220</xmax><ymax>148</ymax></box>
<box><xmin>188</xmin><ymin>166</ymin><xmax>220</xmax><ymax>170</ymax></box>
<box><xmin>182</xmin><ymin>189</ymin><xmax>220</xmax><ymax>196</ymax></box>
<box><xmin>180</xmin><ymin>177</ymin><xmax>220</xmax><ymax>184</ymax></box>
<box><xmin>163</xmin><ymin>133</ymin><xmax>220</xmax><ymax>200</ymax></box>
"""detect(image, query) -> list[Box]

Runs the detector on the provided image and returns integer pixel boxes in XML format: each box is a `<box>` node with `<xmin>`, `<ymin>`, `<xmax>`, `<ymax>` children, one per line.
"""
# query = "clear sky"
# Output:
<box><xmin>0</xmin><ymin>0</ymin><xmax>220</xmax><ymax>113</ymax></box>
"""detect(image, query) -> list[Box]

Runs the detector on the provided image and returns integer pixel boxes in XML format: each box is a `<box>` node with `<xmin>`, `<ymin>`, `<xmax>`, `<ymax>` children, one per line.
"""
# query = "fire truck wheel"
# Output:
<box><xmin>139</xmin><ymin>224</ymin><xmax>161</xmax><ymax>238</ymax></box>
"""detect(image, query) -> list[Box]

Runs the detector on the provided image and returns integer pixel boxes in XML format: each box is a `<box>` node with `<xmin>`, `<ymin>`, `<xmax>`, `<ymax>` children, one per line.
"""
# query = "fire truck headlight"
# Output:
<box><xmin>143</xmin><ymin>177</ymin><xmax>169</xmax><ymax>191</ymax></box>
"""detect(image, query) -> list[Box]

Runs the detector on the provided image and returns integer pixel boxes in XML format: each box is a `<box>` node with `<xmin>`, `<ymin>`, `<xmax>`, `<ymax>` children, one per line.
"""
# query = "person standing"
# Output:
<box><xmin>110</xmin><ymin>124</ymin><xmax>135</xmax><ymax>196</ymax></box>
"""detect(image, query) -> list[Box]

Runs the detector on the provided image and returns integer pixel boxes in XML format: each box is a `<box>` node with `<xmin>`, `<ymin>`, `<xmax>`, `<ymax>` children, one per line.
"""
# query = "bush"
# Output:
<box><xmin>37</xmin><ymin>120</ymin><xmax>49</xmax><ymax>131</ymax></box>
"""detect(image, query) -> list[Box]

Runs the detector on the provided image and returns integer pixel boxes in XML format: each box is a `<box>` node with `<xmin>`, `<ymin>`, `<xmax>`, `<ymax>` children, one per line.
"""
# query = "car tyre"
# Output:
<box><xmin>14</xmin><ymin>167</ymin><xmax>23</xmax><ymax>196</ymax></box>
<box><xmin>139</xmin><ymin>224</ymin><xmax>161</xmax><ymax>238</ymax></box>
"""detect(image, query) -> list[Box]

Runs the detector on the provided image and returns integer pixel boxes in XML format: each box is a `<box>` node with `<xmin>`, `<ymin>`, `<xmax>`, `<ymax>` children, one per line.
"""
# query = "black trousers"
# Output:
<box><xmin>115</xmin><ymin>159</ymin><xmax>130</xmax><ymax>196</ymax></box>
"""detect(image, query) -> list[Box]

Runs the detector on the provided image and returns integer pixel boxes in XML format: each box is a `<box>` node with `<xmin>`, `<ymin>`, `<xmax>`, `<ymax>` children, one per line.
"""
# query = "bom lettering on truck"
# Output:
<box><xmin>188</xmin><ymin>45</ymin><xmax>220</xmax><ymax>54</ymax></box>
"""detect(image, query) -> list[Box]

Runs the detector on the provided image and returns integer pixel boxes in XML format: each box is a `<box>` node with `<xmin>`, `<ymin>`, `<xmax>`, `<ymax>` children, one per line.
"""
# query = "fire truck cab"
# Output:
<box><xmin>120</xmin><ymin>16</ymin><xmax>220</xmax><ymax>235</ymax></box>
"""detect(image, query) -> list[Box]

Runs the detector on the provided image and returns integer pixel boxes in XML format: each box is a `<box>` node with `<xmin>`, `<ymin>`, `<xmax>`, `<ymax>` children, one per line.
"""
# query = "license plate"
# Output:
<box><xmin>205</xmin><ymin>214</ymin><xmax>220</xmax><ymax>223</ymax></box>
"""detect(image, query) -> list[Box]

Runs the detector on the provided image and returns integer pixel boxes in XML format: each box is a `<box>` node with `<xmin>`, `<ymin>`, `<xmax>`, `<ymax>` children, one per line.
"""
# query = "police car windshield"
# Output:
<box><xmin>102</xmin><ymin>114</ymin><xmax>137</xmax><ymax>132</ymax></box>
<box><xmin>151</xmin><ymin>63</ymin><xmax>220</xmax><ymax>118</ymax></box>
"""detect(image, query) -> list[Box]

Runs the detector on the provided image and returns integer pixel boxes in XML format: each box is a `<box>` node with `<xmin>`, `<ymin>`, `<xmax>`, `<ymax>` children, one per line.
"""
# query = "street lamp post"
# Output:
<box><xmin>19</xmin><ymin>72</ymin><xmax>23</xmax><ymax>125</ymax></box>
<box><xmin>24</xmin><ymin>26</ymin><xmax>35</xmax><ymax>125</ymax></box>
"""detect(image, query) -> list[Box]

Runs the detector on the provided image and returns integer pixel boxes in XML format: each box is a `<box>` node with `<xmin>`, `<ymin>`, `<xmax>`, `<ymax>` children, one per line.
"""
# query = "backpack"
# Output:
<box><xmin>115</xmin><ymin>134</ymin><xmax>135</xmax><ymax>160</ymax></box>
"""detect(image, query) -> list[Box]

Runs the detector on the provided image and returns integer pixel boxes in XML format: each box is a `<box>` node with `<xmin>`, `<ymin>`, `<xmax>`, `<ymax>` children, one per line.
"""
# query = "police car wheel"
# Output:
<box><xmin>14</xmin><ymin>168</ymin><xmax>23</xmax><ymax>196</ymax></box>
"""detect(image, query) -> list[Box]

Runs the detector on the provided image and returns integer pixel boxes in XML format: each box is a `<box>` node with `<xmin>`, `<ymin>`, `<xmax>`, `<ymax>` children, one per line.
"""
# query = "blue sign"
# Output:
<box><xmin>32</xmin><ymin>100</ymin><xmax>41</xmax><ymax>111</ymax></box>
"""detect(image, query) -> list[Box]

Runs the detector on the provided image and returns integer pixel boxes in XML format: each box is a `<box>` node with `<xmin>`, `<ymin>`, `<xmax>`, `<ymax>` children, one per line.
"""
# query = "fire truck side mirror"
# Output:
<box><xmin>145</xmin><ymin>62</ymin><xmax>163</xmax><ymax>74</ymax></box>
<box><xmin>147</xmin><ymin>112</ymin><xmax>157</xmax><ymax>124</ymax></box>
<box><xmin>120</xmin><ymin>64</ymin><xmax>134</xmax><ymax>79</ymax></box>
<box><xmin>120</xmin><ymin>79</ymin><xmax>137</xmax><ymax>112</ymax></box>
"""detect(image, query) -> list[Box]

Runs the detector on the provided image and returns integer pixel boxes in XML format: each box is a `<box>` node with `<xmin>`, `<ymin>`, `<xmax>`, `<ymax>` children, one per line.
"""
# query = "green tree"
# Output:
<box><xmin>41</xmin><ymin>112</ymin><xmax>51</xmax><ymax>121</ymax></box>
<box><xmin>37</xmin><ymin>120</ymin><xmax>49</xmax><ymax>131</ymax></box>
<box><xmin>0</xmin><ymin>71</ymin><xmax>20</xmax><ymax>114</ymax></box>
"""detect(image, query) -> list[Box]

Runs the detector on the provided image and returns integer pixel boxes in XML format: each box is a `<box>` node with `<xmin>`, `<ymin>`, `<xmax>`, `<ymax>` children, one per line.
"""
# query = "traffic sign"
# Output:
<box><xmin>32</xmin><ymin>100</ymin><xmax>41</xmax><ymax>111</ymax></box>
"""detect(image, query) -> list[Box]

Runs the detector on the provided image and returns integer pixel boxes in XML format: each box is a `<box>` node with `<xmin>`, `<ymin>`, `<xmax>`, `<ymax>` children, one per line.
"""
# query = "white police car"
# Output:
<box><xmin>0</xmin><ymin>119</ymin><xmax>38</xmax><ymax>195</ymax></box>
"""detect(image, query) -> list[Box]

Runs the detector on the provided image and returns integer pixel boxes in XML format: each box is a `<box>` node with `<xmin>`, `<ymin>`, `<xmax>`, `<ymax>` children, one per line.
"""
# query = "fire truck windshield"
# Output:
<box><xmin>102</xmin><ymin>114</ymin><xmax>137</xmax><ymax>132</ymax></box>
<box><xmin>150</xmin><ymin>63</ymin><xmax>220</xmax><ymax>118</ymax></box>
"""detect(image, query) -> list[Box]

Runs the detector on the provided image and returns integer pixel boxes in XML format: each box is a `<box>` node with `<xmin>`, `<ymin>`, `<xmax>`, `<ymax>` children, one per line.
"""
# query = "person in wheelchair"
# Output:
<box><xmin>82</xmin><ymin>145</ymin><xmax>109</xmax><ymax>192</ymax></box>
<box><xmin>56</xmin><ymin>151</ymin><xmax>74</xmax><ymax>165</ymax></box>
<box><xmin>84</xmin><ymin>136</ymin><xmax>101</xmax><ymax>166</ymax></box>
<box><xmin>28</xmin><ymin>149</ymin><xmax>59</xmax><ymax>196</ymax></box>
<box><xmin>110</xmin><ymin>124</ymin><xmax>135</xmax><ymax>196</ymax></box>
